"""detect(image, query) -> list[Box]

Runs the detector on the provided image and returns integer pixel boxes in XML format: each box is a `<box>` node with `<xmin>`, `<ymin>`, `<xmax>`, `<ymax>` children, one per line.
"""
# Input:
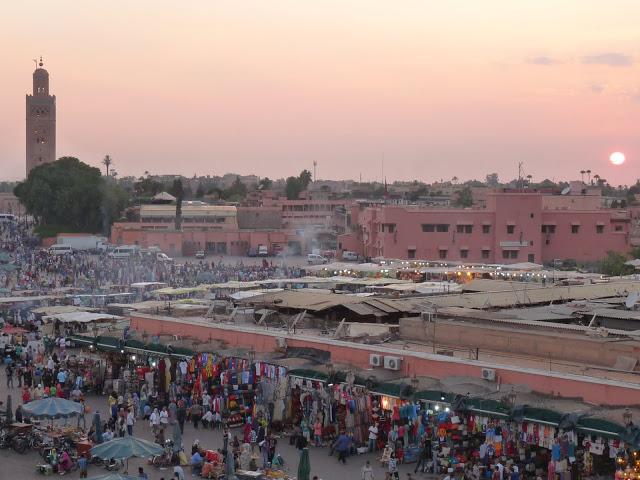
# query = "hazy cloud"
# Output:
<box><xmin>582</xmin><ymin>53</ymin><xmax>633</xmax><ymax>66</ymax></box>
<box><xmin>527</xmin><ymin>56</ymin><xmax>561</xmax><ymax>65</ymax></box>
<box><xmin>589</xmin><ymin>83</ymin><xmax>605</xmax><ymax>94</ymax></box>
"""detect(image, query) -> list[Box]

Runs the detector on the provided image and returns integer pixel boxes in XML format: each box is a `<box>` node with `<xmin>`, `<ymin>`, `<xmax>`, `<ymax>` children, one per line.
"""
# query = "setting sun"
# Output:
<box><xmin>610</xmin><ymin>152</ymin><xmax>626</xmax><ymax>166</ymax></box>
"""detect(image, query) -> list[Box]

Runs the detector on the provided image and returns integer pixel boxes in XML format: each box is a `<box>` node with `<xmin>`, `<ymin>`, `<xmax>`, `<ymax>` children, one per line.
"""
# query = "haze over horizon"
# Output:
<box><xmin>1</xmin><ymin>1</ymin><xmax>639</xmax><ymax>184</ymax></box>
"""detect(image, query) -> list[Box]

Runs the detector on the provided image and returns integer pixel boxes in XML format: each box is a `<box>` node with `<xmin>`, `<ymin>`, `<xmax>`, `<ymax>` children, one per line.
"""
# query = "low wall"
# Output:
<box><xmin>130</xmin><ymin>313</ymin><xmax>640</xmax><ymax>406</ymax></box>
<box><xmin>399</xmin><ymin>317</ymin><xmax>640</xmax><ymax>369</ymax></box>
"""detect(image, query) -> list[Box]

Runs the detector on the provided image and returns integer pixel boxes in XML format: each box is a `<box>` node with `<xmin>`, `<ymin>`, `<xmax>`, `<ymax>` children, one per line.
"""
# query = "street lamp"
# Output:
<box><xmin>623</xmin><ymin>408</ymin><xmax>633</xmax><ymax>426</ymax></box>
<box><xmin>411</xmin><ymin>375</ymin><xmax>419</xmax><ymax>392</ymax></box>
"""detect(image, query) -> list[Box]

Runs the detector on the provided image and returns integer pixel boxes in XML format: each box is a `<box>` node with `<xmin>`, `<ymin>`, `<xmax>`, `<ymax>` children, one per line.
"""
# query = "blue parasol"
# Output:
<box><xmin>22</xmin><ymin>397</ymin><xmax>83</xmax><ymax>419</ymax></box>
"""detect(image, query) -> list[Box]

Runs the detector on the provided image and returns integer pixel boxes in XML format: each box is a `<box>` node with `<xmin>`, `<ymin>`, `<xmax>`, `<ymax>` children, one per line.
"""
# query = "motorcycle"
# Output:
<box><xmin>150</xmin><ymin>439</ymin><xmax>177</xmax><ymax>468</ymax></box>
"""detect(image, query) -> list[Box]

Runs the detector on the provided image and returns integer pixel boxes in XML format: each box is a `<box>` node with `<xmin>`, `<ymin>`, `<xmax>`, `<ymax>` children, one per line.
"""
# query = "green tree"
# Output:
<box><xmin>454</xmin><ymin>186</ymin><xmax>473</xmax><ymax>207</ymax></box>
<box><xmin>100</xmin><ymin>181</ymin><xmax>129</xmax><ymax>235</ymax></box>
<box><xmin>285</xmin><ymin>176</ymin><xmax>303</xmax><ymax>199</ymax></box>
<box><xmin>14</xmin><ymin>157</ymin><xmax>104</xmax><ymax>232</ymax></box>
<box><xmin>222</xmin><ymin>176</ymin><xmax>248</xmax><ymax>202</ymax></box>
<box><xmin>134</xmin><ymin>177</ymin><xmax>163</xmax><ymax>197</ymax></box>
<box><xmin>169</xmin><ymin>179</ymin><xmax>184</xmax><ymax>230</ymax></box>
<box><xmin>485</xmin><ymin>173</ymin><xmax>499</xmax><ymax>186</ymax></box>
<box><xmin>102</xmin><ymin>155</ymin><xmax>113</xmax><ymax>177</ymax></box>
<box><xmin>600</xmin><ymin>251</ymin><xmax>633</xmax><ymax>276</ymax></box>
<box><xmin>258</xmin><ymin>177</ymin><xmax>273</xmax><ymax>190</ymax></box>
<box><xmin>195</xmin><ymin>183</ymin><xmax>205</xmax><ymax>198</ymax></box>
<box><xmin>299</xmin><ymin>169</ymin><xmax>313</xmax><ymax>188</ymax></box>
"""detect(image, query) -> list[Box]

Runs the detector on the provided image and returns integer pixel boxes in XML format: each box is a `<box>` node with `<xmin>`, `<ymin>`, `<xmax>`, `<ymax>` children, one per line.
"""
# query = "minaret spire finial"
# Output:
<box><xmin>39</xmin><ymin>56</ymin><xmax>43</xmax><ymax>68</ymax></box>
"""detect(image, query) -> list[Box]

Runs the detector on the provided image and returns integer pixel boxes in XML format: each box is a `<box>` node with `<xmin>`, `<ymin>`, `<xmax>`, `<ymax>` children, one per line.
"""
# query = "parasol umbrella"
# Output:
<box><xmin>93</xmin><ymin>411</ymin><xmax>103</xmax><ymax>444</ymax></box>
<box><xmin>225</xmin><ymin>448</ymin><xmax>237</xmax><ymax>479</ymax></box>
<box><xmin>2</xmin><ymin>326</ymin><xmax>28</xmax><ymax>335</ymax></box>
<box><xmin>22</xmin><ymin>397</ymin><xmax>82</xmax><ymax>419</ymax></box>
<box><xmin>172</xmin><ymin>421</ymin><xmax>182</xmax><ymax>454</ymax></box>
<box><xmin>5</xmin><ymin>394</ymin><xmax>13</xmax><ymax>424</ymax></box>
<box><xmin>90</xmin><ymin>436</ymin><xmax>164</xmax><ymax>473</ymax></box>
<box><xmin>86</xmin><ymin>474</ymin><xmax>138</xmax><ymax>480</ymax></box>
<box><xmin>297</xmin><ymin>447</ymin><xmax>310</xmax><ymax>480</ymax></box>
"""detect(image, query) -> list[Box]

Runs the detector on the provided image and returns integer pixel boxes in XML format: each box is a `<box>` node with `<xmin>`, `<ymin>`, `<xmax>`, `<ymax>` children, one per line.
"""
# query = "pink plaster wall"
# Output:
<box><xmin>130</xmin><ymin>314</ymin><xmax>640</xmax><ymax>405</ymax></box>
<box><xmin>340</xmin><ymin>192</ymin><xmax>631</xmax><ymax>263</ymax></box>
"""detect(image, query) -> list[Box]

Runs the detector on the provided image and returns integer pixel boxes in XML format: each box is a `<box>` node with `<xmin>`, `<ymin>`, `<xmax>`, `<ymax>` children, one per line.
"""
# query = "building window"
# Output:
<box><xmin>506</xmin><ymin>225</ymin><xmax>515</xmax><ymax>234</ymax></box>
<box><xmin>422</xmin><ymin>224</ymin><xmax>449</xmax><ymax>233</ymax></box>
<box><xmin>528</xmin><ymin>253</ymin><xmax>535</xmax><ymax>262</ymax></box>
<box><xmin>481</xmin><ymin>249</ymin><xmax>490</xmax><ymax>259</ymax></box>
<box><xmin>407</xmin><ymin>249</ymin><xmax>416</xmax><ymax>259</ymax></box>
<box><xmin>460</xmin><ymin>249</ymin><xmax>468</xmax><ymax>259</ymax></box>
<box><xmin>615</xmin><ymin>225</ymin><xmax>623</xmax><ymax>232</ymax></box>
<box><xmin>596</xmin><ymin>225</ymin><xmax>604</xmax><ymax>234</ymax></box>
<box><xmin>439</xmin><ymin>249</ymin><xmax>448</xmax><ymax>259</ymax></box>
<box><xmin>571</xmin><ymin>225</ymin><xmax>580</xmax><ymax>234</ymax></box>
<box><xmin>457</xmin><ymin>225</ymin><xmax>473</xmax><ymax>234</ymax></box>
<box><xmin>482</xmin><ymin>225</ymin><xmax>491</xmax><ymax>234</ymax></box>
<box><xmin>502</xmin><ymin>250</ymin><xmax>518</xmax><ymax>259</ymax></box>
<box><xmin>382</xmin><ymin>223</ymin><xmax>396</xmax><ymax>233</ymax></box>
<box><xmin>541</xmin><ymin>225</ymin><xmax>556</xmax><ymax>234</ymax></box>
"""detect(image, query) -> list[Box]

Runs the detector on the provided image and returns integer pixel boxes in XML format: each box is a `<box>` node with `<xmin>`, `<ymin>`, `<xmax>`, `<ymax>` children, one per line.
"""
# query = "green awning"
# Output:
<box><xmin>577</xmin><ymin>418</ymin><xmax>625</xmax><ymax>439</ymax></box>
<box><xmin>522</xmin><ymin>407</ymin><xmax>563</xmax><ymax>426</ymax></box>
<box><xmin>413</xmin><ymin>390</ymin><xmax>455</xmax><ymax>403</ymax></box>
<box><xmin>288</xmin><ymin>369</ymin><xmax>329</xmax><ymax>382</ymax></box>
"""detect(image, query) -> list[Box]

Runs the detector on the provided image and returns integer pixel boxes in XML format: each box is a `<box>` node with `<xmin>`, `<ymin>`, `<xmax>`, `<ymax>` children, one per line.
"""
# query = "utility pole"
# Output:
<box><xmin>313</xmin><ymin>160</ymin><xmax>317</xmax><ymax>182</ymax></box>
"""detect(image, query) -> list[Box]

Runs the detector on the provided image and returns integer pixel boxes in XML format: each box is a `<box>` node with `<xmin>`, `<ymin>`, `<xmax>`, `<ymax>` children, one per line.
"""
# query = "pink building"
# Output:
<box><xmin>339</xmin><ymin>190</ymin><xmax>630</xmax><ymax>264</ymax></box>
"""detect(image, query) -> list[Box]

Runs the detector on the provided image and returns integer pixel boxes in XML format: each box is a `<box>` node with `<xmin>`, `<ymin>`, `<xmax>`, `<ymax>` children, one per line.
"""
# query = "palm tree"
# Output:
<box><xmin>452</xmin><ymin>176</ymin><xmax>458</xmax><ymax>184</ymax></box>
<box><xmin>586</xmin><ymin>169</ymin><xmax>592</xmax><ymax>184</ymax></box>
<box><xmin>594</xmin><ymin>174</ymin><xmax>601</xmax><ymax>186</ymax></box>
<box><xmin>102</xmin><ymin>155</ymin><xmax>113</xmax><ymax>177</ymax></box>
<box><xmin>580</xmin><ymin>170</ymin><xmax>586</xmax><ymax>183</ymax></box>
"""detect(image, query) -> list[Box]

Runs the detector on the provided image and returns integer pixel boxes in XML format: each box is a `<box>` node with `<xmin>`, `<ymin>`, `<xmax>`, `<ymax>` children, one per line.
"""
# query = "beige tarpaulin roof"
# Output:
<box><xmin>42</xmin><ymin>312</ymin><xmax>123</xmax><ymax>323</ymax></box>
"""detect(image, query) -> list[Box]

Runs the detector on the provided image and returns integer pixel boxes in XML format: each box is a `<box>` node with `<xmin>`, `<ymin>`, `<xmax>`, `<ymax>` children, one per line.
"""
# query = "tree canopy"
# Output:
<box><xmin>14</xmin><ymin>157</ymin><xmax>126</xmax><ymax>235</ymax></box>
<box><xmin>285</xmin><ymin>169</ymin><xmax>314</xmax><ymax>200</ymax></box>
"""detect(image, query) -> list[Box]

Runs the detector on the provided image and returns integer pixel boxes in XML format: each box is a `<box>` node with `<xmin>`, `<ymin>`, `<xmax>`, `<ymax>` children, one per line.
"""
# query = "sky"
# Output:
<box><xmin>1</xmin><ymin>1</ymin><xmax>639</xmax><ymax>184</ymax></box>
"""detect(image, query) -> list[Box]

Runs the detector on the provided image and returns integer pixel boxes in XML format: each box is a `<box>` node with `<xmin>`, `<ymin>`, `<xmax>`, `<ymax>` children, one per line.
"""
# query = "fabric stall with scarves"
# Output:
<box><xmin>182</xmin><ymin>353</ymin><xmax>287</xmax><ymax>428</ymax></box>
<box><xmin>413</xmin><ymin>394</ymin><xmax>626</xmax><ymax>479</ymax></box>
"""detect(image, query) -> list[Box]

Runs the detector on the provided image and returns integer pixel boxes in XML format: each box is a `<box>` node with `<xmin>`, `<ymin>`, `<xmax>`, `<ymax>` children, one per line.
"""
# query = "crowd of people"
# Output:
<box><xmin>0</xmin><ymin>222</ymin><xmax>305</xmax><ymax>293</ymax></box>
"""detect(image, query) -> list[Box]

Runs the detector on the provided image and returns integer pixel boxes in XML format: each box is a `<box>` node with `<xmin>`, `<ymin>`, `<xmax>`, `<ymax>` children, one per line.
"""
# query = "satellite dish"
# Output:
<box><xmin>561</xmin><ymin>187</ymin><xmax>571</xmax><ymax>195</ymax></box>
<box><xmin>625</xmin><ymin>292</ymin><xmax>640</xmax><ymax>309</ymax></box>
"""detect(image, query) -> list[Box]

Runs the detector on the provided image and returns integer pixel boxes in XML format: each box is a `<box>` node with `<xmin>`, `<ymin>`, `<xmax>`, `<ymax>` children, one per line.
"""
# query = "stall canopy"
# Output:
<box><xmin>1</xmin><ymin>326</ymin><xmax>29</xmax><ymax>335</ymax></box>
<box><xmin>90</xmin><ymin>436</ymin><xmax>164</xmax><ymax>460</ymax></box>
<box><xmin>43</xmin><ymin>312</ymin><xmax>123</xmax><ymax>323</ymax></box>
<box><xmin>22</xmin><ymin>397</ymin><xmax>83</xmax><ymax>419</ymax></box>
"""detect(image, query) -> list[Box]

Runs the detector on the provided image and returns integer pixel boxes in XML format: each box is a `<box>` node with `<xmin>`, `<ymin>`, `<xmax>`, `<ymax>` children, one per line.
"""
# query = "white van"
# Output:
<box><xmin>108</xmin><ymin>245</ymin><xmax>139</xmax><ymax>259</ymax></box>
<box><xmin>48</xmin><ymin>244</ymin><xmax>73</xmax><ymax>256</ymax></box>
<box><xmin>341</xmin><ymin>251</ymin><xmax>359</xmax><ymax>261</ymax></box>
<box><xmin>307</xmin><ymin>253</ymin><xmax>328</xmax><ymax>265</ymax></box>
<box><xmin>0</xmin><ymin>214</ymin><xmax>16</xmax><ymax>223</ymax></box>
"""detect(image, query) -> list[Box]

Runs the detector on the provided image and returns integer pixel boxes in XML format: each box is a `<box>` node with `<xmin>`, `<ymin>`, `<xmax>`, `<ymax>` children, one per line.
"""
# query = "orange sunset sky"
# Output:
<box><xmin>1</xmin><ymin>1</ymin><xmax>639</xmax><ymax>184</ymax></box>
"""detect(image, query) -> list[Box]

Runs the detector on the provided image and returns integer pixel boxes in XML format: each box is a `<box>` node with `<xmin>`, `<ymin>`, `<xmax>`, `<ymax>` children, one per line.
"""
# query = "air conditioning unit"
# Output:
<box><xmin>384</xmin><ymin>356</ymin><xmax>402</xmax><ymax>371</ymax></box>
<box><xmin>369</xmin><ymin>354</ymin><xmax>382</xmax><ymax>367</ymax></box>
<box><xmin>481</xmin><ymin>368</ymin><xmax>496</xmax><ymax>381</ymax></box>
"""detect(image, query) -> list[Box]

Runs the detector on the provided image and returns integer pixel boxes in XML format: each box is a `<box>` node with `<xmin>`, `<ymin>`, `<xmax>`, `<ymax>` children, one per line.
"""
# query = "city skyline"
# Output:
<box><xmin>1</xmin><ymin>1</ymin><xmax>639</xmax><ymax>183</ymax></box>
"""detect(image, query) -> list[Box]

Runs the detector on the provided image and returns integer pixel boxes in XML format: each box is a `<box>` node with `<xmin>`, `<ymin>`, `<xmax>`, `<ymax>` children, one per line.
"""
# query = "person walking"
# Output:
<box><xmin>368</xmin><ymin>422</ymin><xmax>379</xmax><ymax>453</ymax></box>
<box><xmin>333</xmin><ymin>431</ymin><xmax>352</xmax><ymax>464</ymax></box>
<box><xmin>6</xmin><ymin>363</ymin><xmax>13</xmax><ymax>388</ymax></box>
<box><xmin>127</xmin><ymin>408</ymin><xmax>135</xmax><ymax>436</ymax></box>
<box><xmin>415</xmin><ymin>437</ymin><xmax>431</xmax><ymax>474</ymax></box>
<box><xmin>362</xmin><ymin>460</ymin><xmax>375</xmax><ymax>480</ymax></box>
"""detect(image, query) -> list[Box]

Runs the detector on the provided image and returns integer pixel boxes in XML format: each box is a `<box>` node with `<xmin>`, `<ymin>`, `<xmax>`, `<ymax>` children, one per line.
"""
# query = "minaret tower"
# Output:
<box><xmin>26</xmin><ymin>57</ymin><xmax>56</xmax><ymax>175</ymax></box>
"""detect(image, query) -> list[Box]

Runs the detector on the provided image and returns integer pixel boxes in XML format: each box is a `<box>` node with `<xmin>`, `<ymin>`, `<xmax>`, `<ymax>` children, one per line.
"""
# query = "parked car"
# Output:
<box><xmin>195</xmin><ymin>250</ymin><xmax>206</xmax><ymax>259</ymax></box>
<box><xmin>157</xmin><ymin>253</ymin><xmax>173</xmax><ymax>263</ymax></box>
<box><xmin>108</xmin><ymin>245</ymin><xmax>139</xmax><ymax>259</ymax></box>
<box><xmin>48</xmin><ymin>244</ymin><xmax>73</xmax><ymax>256</ymax></box>
<box><xmin>341</xmin><ymin>251</ymin><xmax>359</xmax><ymax>261</ymax></box>
<box><xmin>307</xmin><ymin>253</ymin><xmax>328</xmax><ymax>265</ymax></box>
